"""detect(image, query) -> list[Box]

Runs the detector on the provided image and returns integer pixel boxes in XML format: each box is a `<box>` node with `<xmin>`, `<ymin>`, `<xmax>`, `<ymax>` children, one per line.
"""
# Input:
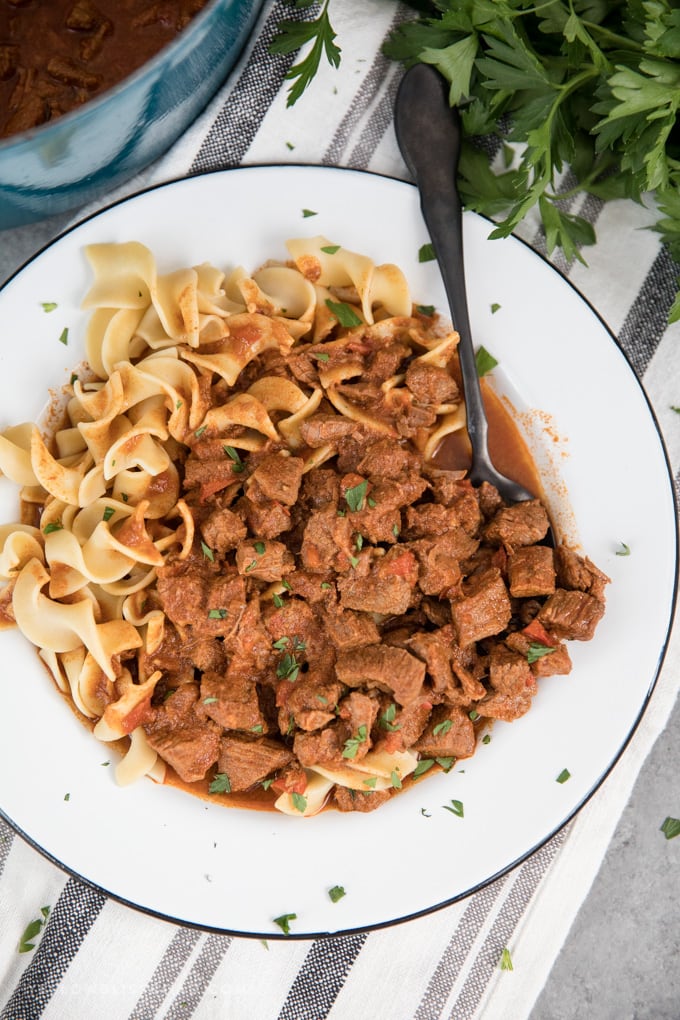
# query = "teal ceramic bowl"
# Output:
<box><xmin>0</xmin><ymin>0</ymin><xmax>263</xmax><ymax>230</ymax></box>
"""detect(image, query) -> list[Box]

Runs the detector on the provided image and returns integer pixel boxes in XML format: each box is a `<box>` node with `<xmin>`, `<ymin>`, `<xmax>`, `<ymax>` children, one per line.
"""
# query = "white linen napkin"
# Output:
<box><xmin>1</xmin><ymin>2</ymin><xmax>678</xmax><ymax>1018</ymax></box>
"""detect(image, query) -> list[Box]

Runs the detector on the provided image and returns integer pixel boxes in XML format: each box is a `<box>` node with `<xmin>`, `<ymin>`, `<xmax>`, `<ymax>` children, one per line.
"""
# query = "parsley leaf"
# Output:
<box><xmin>527</xmin><ymin>641</ymin><xmax>556</xmax><ymax>665</ymax></box>
<box><xmin>344</xmin><ymin>479</ymin><xmax>368</xmax><ymax>512</ymax></box>
<box><xmin>18</xmin><ymin>906</ymin><xmax>50</xmax><ymax>954</ymax></box>
<box><xmin>273</xmin><ymin>912</ymin><xmax>297</xmax><ymax>935</ymax></box>
<box><xmin>328</xmin><ymin>885</ymin><xmax>346</xmax><ymax>903</ymax></box>
<box><xmin>660</xmin><ymin>816</ymin><xmax>680</xmax><ymax>840</ymax></box>
<box><xmin>209</xmin><ymin>773</ymin><xmax>231</xmax><ymax>794</ymax></box>
<box><xmin>270</xmin><ymin>0</ymin><xmax>341</xmax><ymax>107</ymax></box>
<box><xmin>342</xmin><ymin>724</ymin><xmax>368</xmax><ymax>759</ymax></box>
<box><xmin>325</xmin><ymin>298</ymin><xmax>362</xmax><ymax>328</ymax></box>
<box><xmin>475</xmin><ymin>345</ymin><xmax>498</xmax><ymax>377</ymax></box>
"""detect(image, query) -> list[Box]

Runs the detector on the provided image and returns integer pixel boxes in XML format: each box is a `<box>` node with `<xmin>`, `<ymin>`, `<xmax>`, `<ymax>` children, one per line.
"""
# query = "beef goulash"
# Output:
<box><xmin>0</xmin><ymin>237</ymin><xmax>609</xmax><ymax>816</ymax></box>
<box><xmin>0</xmin><ymin>0</ymin><xmax>210</xmax><ymax>139</ymax></box>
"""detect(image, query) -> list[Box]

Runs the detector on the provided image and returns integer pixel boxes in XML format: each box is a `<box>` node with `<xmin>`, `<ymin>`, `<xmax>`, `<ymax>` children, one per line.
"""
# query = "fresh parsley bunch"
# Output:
<box><xmin>272</xmin><ymin>0</ymin><xmax>680</xmax><ymax>321</ymax></box>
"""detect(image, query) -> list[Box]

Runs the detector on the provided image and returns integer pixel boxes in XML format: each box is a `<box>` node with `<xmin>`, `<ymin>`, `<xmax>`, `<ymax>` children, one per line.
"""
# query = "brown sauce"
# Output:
<box><xmin>434</xmin><ymin>379</ymin><xmax>542</xmax><ymax>499</ymax></box>
<box><xmin>0</xmin><ymin>0</ymin><xmax>210</xmax><ymax>139</ymax></box>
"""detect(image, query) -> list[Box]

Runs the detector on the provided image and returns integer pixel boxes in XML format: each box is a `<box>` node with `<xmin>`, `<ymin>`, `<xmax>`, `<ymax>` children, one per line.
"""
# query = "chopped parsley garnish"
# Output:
<box><xmin>616</xmin><ymin>542</ymin><xmax>631</xmax><ymax>556</ymax></box>
<box><xmin>482</xmin><ymin>734</ymin><xmax>491</xmax><ymax>745</ymax></box>
<box><xmin>272</xmin><ymin>593</ymin><xmax>285</xmax><ymax>608</ymax></box>
<box><xmin>556</xmin><ymin>768</ymin><xmax>571</xmax><ymax>784</ymax></box>
<box><xmin>276</xmin><ymin>652</ymin><xmax>300</xmax><ymax>682</ymax></box>
<box><xmin>436</xmin><ymin>756</ymin><xmax>455</xmax><ymax>772</ymax></box>
<box><xmin>254</xmin><ymin>541</ymin><xmax>266</xmax><ymax>555</ymax></box>
<box><xmin>58</xmin><ymin>328</ymin><xmax>69</xmax><ymax>346</ymax></box>
<box><xmin>201</xmin><ymin>541</ymin><xmax>215</xmax><ymax>562</ymax></box>
<box><xmin>208</xmin><ymin>608</ymin><xmax>227</xmax><ymax>619</ymax></box>
<box><xmin>251</xmin><ymin>724</ymin><xmax>263</xmax><ymax>733</ymax></box>
<box><xmin>490</xmin><ymin>302</ymin><xmax>501</xmax><ymax>314</ymax></box>
<box><xmin>660</xmin><ymin>817</ymin><xmax>680</xmax><ymax>840</ymax></box>
<box><xmin>527</xmin><ymin>642</ymin><xmax>556</xmax><ymax>665</ymax></box>
<box><xmin>443</xmin><ymin>799</ymin><xmax>464</xmax><ymax>817</ymax></box>
<box><xmin>291</xmin><ymin>792</ymin><xmax>307</xmax><ymax>813</ymax></box>
<box><xmin>244</xmin><ymin>559</ymin><xmax>258</xmax><ymax>573</ymax></box>
<box><xmin>468</xmin><ymin>709</ymin><xmax>480</xmax><ymax>721</ymax></box>
<box><xmin>273</xmin><ymin>913</ymin><xmax>297</xmax><ymax>935</ymax></box>
<box><xmin>418</xmin><ymin>243</ymin><xmax>435</xmax><ymax>263</ymax></box>
<box><xmin>342</xmin><ymin>724</ymin><xmax>367</xmax><ymax>759</ymax></box>
<box><xmin>475</xmin><ymin>345</ymin><xmax>498</xmax><ymax>377</ymax></box>
<box><xmin>416</xmin><ymin>303</ymin><xmax>435</xmax><ymax>316</ymax></box>
<box><xmin>363</xmin><ymin>776</ymin><xmax>377</xmax><ymax>789</ymax></box>
<box><xmin>379</xmin><ymin>703</ymin><xmax>401</xmax><ymax>732</ymax></box>
<box><xmin>63</xmin><ymin>793</ymin><xmax>70</xmax><ymax>801</ymax></box>
<box><xmin>433</xmin><ymin>719</ymin><xmax>452</xmax><ymax>737</ymax></box>
<box><xmin>344</xmin><ymin>479</ymin><xmax>368</xmax><ymax>513</ymax></box>
<box><xmin>421</xmin><ymin>807</ymin><xmax>432</xmax><ymax>817</ymax></box>
<box><xmin>70</xmin><ymin>373</ymin><xmax>78</xmax><ymax>385</ymax></box>
<box><xmin>390</xmin><ymin>770</ymin><xmax>402</xmax><ymax>790</ymax></box>
<box><xmin>43</xmin><ymin>521</ymin><xmax>63</xmax><ymax>534</ymax></box>
<box><xmin>194</xmin><ymin>425</ymin><xmax>207</xmax><ymax>438</ymax></box>
<box><xmin>40</xmin><ymin>302</ymin><xmax>57</xmax><ymax>313</ymax></box>
<box><xmin>320</xmin><ymin>581</ymin><xmax>332</xmax><ymax>590</ymax></box>
<box><xmin>18</xmin><ymin>906</ymin><xmax>50</xmax><ymax>954</ymax></box>
<box><xmin>262</xmin><ymin>778</ymin><xmax>274</xmax><ymax>790</ymax></box>
<box><xmin>209</xmin><ymin>773</ymin><xmax>231</xmax><ymax>794</ymax></box>
<box><xmin>312</xmin><ymin>351</ymin><xmax>330</xmax><ymax>362</ymax></box>
<box><xmin>223</xmin><ymin>445</ymin><xmax>245</xmax><ymax>471</ymax></box>
<box><xmin>203</xmin><ymin>697</ymin><xmax>218</xmax><ymax>705</ymax></box>
<box><xmin>328</xmin><ymin>885</ymin><xmax>346</xmax><ymax>903</ymax></box>
<box><xmin>301</xmin><ymin>209</ymin><xmax>317</xmax><ymax>218</ymax></box>
<box><xmin>272</xmin><ymin>636</ymin><xmax>290</xmax><ymax>650</ymax></box>
<box><xmin>325</xmin><ymin>298</ymin><xmax>362</xmax><ymax>328</ymax></box>
<box><xmin>414</xmin><ymin>759</ymin><xmax>435</xmax><ymax>778</ymax></box>
<box><xmin>102</xmin><ymin>507</ymin><xmax>115</xmax><ymax>522</ymax></box>
<box><xmin>321</xmin><ymin>245</ymin><xmax>340</xmax><ymax>254</ymax></box>
<box><xmin>499</xmin><ymin>947</ymin><xmax>514</xmax><ymax>972</ymax></box>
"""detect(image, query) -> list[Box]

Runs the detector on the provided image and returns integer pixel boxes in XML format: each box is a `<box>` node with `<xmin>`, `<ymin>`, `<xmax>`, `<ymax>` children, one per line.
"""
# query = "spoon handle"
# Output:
<box><xmin>394</xmin><ymin>64</ymin><xmax>491</xmax><ymax>485</ymax></box>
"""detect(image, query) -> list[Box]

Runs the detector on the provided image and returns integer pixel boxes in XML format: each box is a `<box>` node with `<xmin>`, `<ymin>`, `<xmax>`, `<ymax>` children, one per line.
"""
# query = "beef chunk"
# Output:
<box><xmin>247</xmin><ymin>453</ymin><xmax>304</xmax><ymax>506</ymax></box>
<box><xmin>335</xmin><ymin>644</ymin><xmax>425</xmax><ymax>705</ymax></box>
<box><xmin>507</xmin><ymin>545</ymin><xmax>556</xmax><ymax>598</ymax></box>
<box><xmin>451</xmin><ymin>568</ymin><xmax>512</xmax><ymax>646</ymax></box>
<box><xmin>325</xmin><ymin>609</ymin><xmax>380</xmax><ymax>651</ymax></box>
<box><xmin>278</xmin><ymin>676</ymin><xmax>342</xmax><ymax>732</ymax></box>
<box><xmin>488</xmin><ymin>643</ymin><xmax>533</xmax><ymax>695</ymax></box>
<box><xmin>143</xmin><ymin>684</ymin><xmax>220</xmax><ymax>783</ymax></box>
<box><xmin>479</xmin><ymin>686</ymin><xmax>534</xmax><ymax>722</ymax></box>
<box><xmin>294</xmin><ymin>723</ymin><xmax>347</xmax><ymax>768</ymax></box>
<box><xmin>201</xmin><ymin>669</ymin><xmax>265</xmax><ymax>732</ymax></box>
<box><xmin>357</xmin><ymin>438</ymin><xmax>421</xmax><ymax>480</ymax></box>
<box><xmin>156</xmin><ymin>553</ymin><xmax>245</xmax><ymax>637</ymax></box>
<box><xmin>404</xmin><ymin>503</ymin><xmax>465</xmax><ymax>539</ymax></box>
<box><xmin>483</xmin><ymin>499</ymin><xmax>550</xmax><ymax>548</ymax></box>
<box><xmin>200</xmin><ymin>506</ymin><xmax>247</xmax><ymax>554</ymax></box>
<box><xmin>405</xmin><ymin>361</ymin><xmax>459</xmax><ymax>405</ymax></box>
<box><xmin>238</xmin><ymin>495</ymin><xmax>291</xmax><ymax>539</ymax></box>
<box><xmin>555</xmin><ymin>545</ymin><xmax>610</xmax><ymax>602</ymax></box>
<box><xmin>337</xmin><ymin>690</ymin><xmax>380</xmax><ymax>743</ymax></box>
<box><xmin>217</xmin><ymin>735</ymin><xmax>293</xmax><ymax>792</ymax></box>
<box><xmin>299</xmin><ymin>413</ymin><xmax>357</xmax><ymax>448</ymax></box>
<box><xmin>414</xmin><ymin>705</ymin><xmax>476</xmax><ymax>759</ymax></box>
<box><xmin>301</xmin><ymin>506</ymin><xmax>354</xmax><ymax>572</ymax></box>
<box><xmin>334</xmin><ymin>787</ymin><xmax>392</xmax><ymax>812</ymax></box>
<box><xmin>235</xmin><ymin>539</ymin><xmax>294</xmax><ymax>582</ymax></box>
<box><xmin>538</xmin><ymin>589</ymin><xmax>605</xmax><ymax>641</ymax></box>
<box><xmin>338</xmin><ymin>571</ymin><xmax>412</xmax><ymax>616</ymax></box>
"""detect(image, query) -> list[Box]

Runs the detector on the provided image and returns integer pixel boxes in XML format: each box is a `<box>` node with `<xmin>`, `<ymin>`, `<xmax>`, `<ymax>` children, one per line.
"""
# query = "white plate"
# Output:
<box><xmin>0</xmin><ymin>166</ymin><xmax>676</xmax><ymax>938</ymax></box>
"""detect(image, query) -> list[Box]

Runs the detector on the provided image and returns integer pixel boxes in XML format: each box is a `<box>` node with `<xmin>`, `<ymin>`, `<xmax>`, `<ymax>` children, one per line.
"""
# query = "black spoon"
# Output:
<box><xmin>394</xmin><ymin>62</ymin><xmax>537</xmax><ymax>506</ymax></box>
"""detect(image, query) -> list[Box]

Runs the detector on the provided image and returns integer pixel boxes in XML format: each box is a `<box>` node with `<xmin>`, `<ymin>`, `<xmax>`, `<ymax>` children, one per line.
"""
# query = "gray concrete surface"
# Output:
<box><xmin>1</xmin><ymin>217</ymin><xmax>679</xmax><ymax>1019</ymax></box>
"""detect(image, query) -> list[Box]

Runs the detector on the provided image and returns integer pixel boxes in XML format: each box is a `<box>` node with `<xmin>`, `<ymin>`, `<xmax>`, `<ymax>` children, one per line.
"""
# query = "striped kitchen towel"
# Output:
<box><xmin>0</xmin><ymin>2</ymin><xmax>678</xmax><ymax>1018</ymax></box>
